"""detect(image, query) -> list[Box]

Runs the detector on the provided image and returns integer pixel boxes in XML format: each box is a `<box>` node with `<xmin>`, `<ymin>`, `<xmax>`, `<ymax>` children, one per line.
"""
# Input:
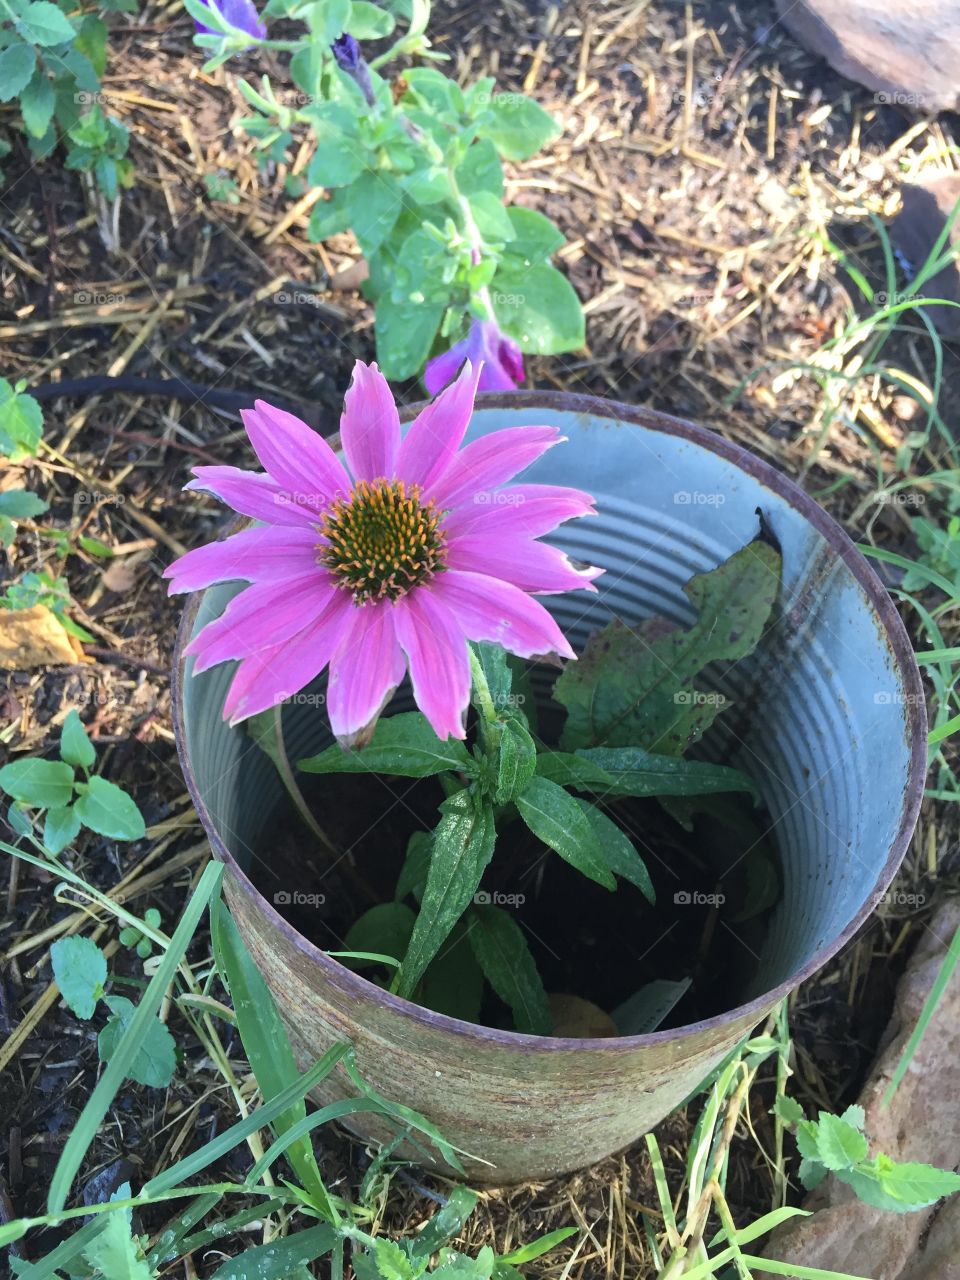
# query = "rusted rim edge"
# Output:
<box><xmin>171</xmin><ymin>389</ymin><xmax>928</xmax><ymax>1054</ymax></box>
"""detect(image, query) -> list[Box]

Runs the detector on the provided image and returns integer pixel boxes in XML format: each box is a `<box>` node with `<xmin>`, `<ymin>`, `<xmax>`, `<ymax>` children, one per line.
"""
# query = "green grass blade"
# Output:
<box><xmin>47</xmin><ymin>862</ymin><xmax>224</xmax><ymax>1213</ymax></box>
<box><xmin>883</xmin><ymin>922</ymin><xmax>960</xmax><ymax>1105</ymax></box>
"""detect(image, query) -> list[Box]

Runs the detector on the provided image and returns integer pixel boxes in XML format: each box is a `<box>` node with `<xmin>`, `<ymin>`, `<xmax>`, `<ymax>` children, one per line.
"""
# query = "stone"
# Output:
<box><xmin>775</xmin><ymin>0</ymin><xmax>960</xmax><ymax>114</ymax></box>
<box><xmin>758</xmin><ymin>900</ymin><xmax>960</xmax><ymax>1280</ymax></box>
<box><xmin>891</xmin><ymin>174</ymin><xmax>960</xmax><ymax>340</ymax></box>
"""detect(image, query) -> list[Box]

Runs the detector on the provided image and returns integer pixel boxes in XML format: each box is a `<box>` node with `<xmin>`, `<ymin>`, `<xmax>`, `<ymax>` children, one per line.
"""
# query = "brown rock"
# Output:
<box><xmin>776</xmin><ymin>0</ymin><xmax>960</xmax><ymax>113</ymax></box>
<box><xmin>759</xmin><ymin>900</ymin><xmax>960</xmax><ymax>1280</ymax></box>
<box><xmin>891</xmin><ymin>174</ymin><xmax>960</xmax><ymax>340</ymax></box>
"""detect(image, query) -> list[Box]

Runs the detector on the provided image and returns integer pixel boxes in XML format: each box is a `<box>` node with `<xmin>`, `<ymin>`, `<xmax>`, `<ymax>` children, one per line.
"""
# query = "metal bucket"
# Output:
<box><xmin>172</xmin><ymin>392</ymin><xmax>926</xmax><ymax>1184</ymax></box>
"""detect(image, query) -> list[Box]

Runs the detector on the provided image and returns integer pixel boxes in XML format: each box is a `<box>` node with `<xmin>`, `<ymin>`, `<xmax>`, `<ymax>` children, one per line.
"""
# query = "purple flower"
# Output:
<box><xmin>194</xmin><ymin>0</ymin><xmax>265</xmax><ymax>40</ymax></box>
<box><xmin>166</xmin><ymin>359</ymin><xmax>599</xmax><ymax>742</ymax></box>
<box><xmin>331</xmin><ymin>33</ymin><xmax>361</xmax><ymax>72</ymax></box>
<box><xmin>425</xmin><ymin>318</ymin><xmax>525</xmax><ymax>397</ymax></box>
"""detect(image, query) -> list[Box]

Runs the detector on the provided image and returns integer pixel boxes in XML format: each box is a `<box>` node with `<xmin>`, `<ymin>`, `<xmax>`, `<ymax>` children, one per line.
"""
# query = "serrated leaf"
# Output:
<box><xmin>0</xmin><ymin>43</ymin><xmax>37</xmax><ymax>104</ymax></box>
<box><xmin>19</xmin><ymin>68</ymin><xmax>55</xmax><ymax>136</ymax></box>
<box><xmin>773</xmin><ymin>1095</ymin><xmax>805</xmax><ymax>1126</ymax></box>
<box><xmin>51</xmin><ymin>935</ymin><xmax>107</xmax><ymax>1019</ymax></box>
<box><xmin>0</xmin><ymin>376</ymin><xmax>43</xmax><ymax>453</ymax></box>
<box><xmin>515</xmin><ymin>775</ymin><xmax>615</xmax><ymax>889</ymax></box>
<box><xmin>0</xmin><ymin>757</ymin><xmax>75</xmax><ymax>809</ymax></box>
<box><xmin>872</xmin><ymin>1158</ymin><xmax>960</xmax><ymax>1209</ymax></box>
<box><xmin>797</xmin><ymin>1156</ymin><xmax>828</xmax><ymax>1192</ymax></box>
<box><xmin>82</xmin><ymin>1202</ymin><xmax>154</xmax><ymax>1280</ymax></box>
<box><xmin>815</xmin><ymin>1111</ymin><xmax>869</xmax><ymax>1171</ymax></box>
<box><xmin>299</xmin><ymin>713</ymin><xmax>476</xmax><ymax>778</ymax></box>
<box><xmin>60</xmin><ymin>708</ymin><xmax>96</xmax><ymax>768</ymax></box>
<box><xmin>16</xmin><ymin>1</ymin><xmax>76</xmax><ymax>45</ymax></box>
<box><xmin>0</xmin><ymin>487</ymin><xmax>48</xmax><ymax>517</ymax></box>
<box><xmin>573</xmin><ymin>799</ymin><xmax>654</xmax><ymax>902</ymax></box>
<box><xmin>554</xmin><ymin>538</ymin><xmax>782</xmax><ymax>751</ymax></box>
<box><xmin>74</xmin><ymin>775</ymin><xmax>146</xmax><ymax>840</ymax></box>
<box><xmin>44</xmin><ymin>803</ymin><xmax>81</xmax><ymax>854</ymax></box>
<box><xmin>398</xmin><ymin>791</ymin><xmax>496</xmax><ymax>996</ymax></box>
<box><xmin>98</xmin><ymin>996</ymin><xmax>176</xmax><ymax>1087</ymax></box>
<box><xmin>467</xmin><ymin>904</ymin><xmax>550</xmax><ymax>1034</ymax></box>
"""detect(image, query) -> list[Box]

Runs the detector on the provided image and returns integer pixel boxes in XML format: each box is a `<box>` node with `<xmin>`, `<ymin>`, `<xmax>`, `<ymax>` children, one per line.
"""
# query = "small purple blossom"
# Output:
<box><xmin>331</xmin><ymin>32</ymin><xmax>361</xmax><ymax>71</ymax></box>
<box><xmin>194</xmin><ymin>0</ymin><xmax>265</xmax><ymax>39</ymax></box>
<box><xmin>425</xmin><ymin>318</ymin><xmax>525</xmax><ymax>396</ymax></box>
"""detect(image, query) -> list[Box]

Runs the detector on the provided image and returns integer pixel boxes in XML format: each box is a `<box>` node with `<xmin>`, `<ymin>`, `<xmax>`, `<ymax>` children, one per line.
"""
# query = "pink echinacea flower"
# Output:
<box><xmin>166</xmin><ymin>360</ymin><xmax>601</xmax><ymax>743</ymax></box>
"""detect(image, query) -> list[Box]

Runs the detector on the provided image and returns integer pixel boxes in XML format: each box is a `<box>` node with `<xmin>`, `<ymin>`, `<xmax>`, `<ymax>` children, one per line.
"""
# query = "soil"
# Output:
<box><xmin>3</xmin><ymin>0</ymin><xmax>960</xmax><ymax>1273</ymax></box>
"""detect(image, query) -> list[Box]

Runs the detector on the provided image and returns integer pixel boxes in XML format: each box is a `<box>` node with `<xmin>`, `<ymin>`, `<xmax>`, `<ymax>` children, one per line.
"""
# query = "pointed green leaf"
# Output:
<box><xmin>815</xmin><ymin>1111</ymin><xmax>869</xmax><ymax>1171</ymax></box>
<box><xmin>300</xmin><ymin>713</ymin><xmax>475</xmax><ymax>779</ymax></box>
<box><xmin>573</xmin><ymin>799</ymin><xmax>654</xmax><ymax>901</ymax></box>
<box><xmin>467</xmin><ymin>904</ymin><xmax>550</xmax><ymax>1035</ymax></box>
<box><xmin>44</xmin><ymin>803</ymin><xmax>81</xmax><ymax>854</ymax></box>
<box><xmin>515</xmin><ymin>775</ymin><xmax>615</xmax><ymax>889</ymax></box>
<box><xmin>74</xmin><ymin>776</ymin><xmax>145</xmax><ymax>840</ymax></box>
<box><xmin>0</xmin><ymin>757</ymin><xmax>75</xmax><ymax>809</ymax></box>
<box><xmin>60</xmin><ymin>709</ymin><xmax>96</xmax><ymax>768</ymax></box>
<box><xmin>98</xmin><ymin>996</ymin><xmax>176</xmax><ymax>1087</ymax></box>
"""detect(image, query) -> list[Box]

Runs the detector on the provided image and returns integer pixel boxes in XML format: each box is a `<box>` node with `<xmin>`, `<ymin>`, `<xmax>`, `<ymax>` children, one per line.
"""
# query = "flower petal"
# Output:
<box><xmin>185</xmin><ymin>466</ymin><xmax>318</xmax><ymax>526</ymax></box>
<box><xmin>164</xmin><ymin>525</ymin><xmax>321</xmax><ymax>594</ymax></box>
<box><xmin>393</xmin><ymin>589</ymin><xmax>471</xmax><ymax>740</ymax></box>
<box><xmin>223</xmin><ymin>590</ymin><xmax>354</xmax><ymax>725</ymax></box>
<box><xmin>242</xmin><ymin>401</ymin><xmax>350</xmax><ymax>504</ymax></box>
<box><xmin>428</xmin><ymin>425</ymin><xmax>562</xmax><ymax>510</ymax></box>
<box><xmin>325</xmin><ymin>604</ymin><xmax>406</xmax><ymax>744</ymax></box>
<box><xmin>443</xmin><ymin>483</ymin><xmax>596</xmax><ymax>539</ymax></box>
<box><xmin>339</xmin><ymin>361</ymin><xmax>401</xmax><ymax>482</ymax></box>
<box><xmin>423</xmin><ymin>339</ymin><xmax>469</xmax><ymax>397</ymax></box>
<box><xmin>396</xmin><ymin>359</ymin><xmax>481</xmax><ymax>490</ymax></box>
<box><xmin>430</xmin><ymin>570</ymin><xmax>575</xmax><ymax>659</ymax></box>
<box><xmin>446</xmin><ymin>534</ymin><xmax>603</xmax><ymax>594</ymax></box>
<box><xmin>186</xmin><ymin>570</ymin><xmax>336</xmax><ymax>672</ymax></box>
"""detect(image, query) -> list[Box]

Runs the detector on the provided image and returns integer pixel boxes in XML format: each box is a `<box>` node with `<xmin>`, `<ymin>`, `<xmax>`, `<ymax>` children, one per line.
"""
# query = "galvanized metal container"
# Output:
<box><xmin>172</xmin><ymin>393</ymin><xmax>926</xmax><ymax>1184</ymax></box>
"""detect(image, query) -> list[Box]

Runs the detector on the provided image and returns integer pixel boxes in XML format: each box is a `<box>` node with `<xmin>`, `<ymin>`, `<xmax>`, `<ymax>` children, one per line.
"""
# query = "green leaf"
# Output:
<box><xmin>410</xmin><ymin>1187</ymin><xmax>479</xmax><ymax>1259</ymax></box>
<box><xmin>873</xmin><ymin>1158</ymin><xmax>960</xmax><ymax>1209</ymax></box>
<box><xmin>490</xmin><ymin>261</ymin><xmax>583</xmax><ymax>355</ymax></box>
<box><xmin>396</xmin><ymin>830</ymin><xmax>431</xmax><ymax>903</ymax></box>
<box><xmin>773</xmin><ymin>1095</ymin><xmax>806</xmax><ymax>1126</ymax></box>
<box><xmin>82</xmin><ymin>1202</ymin><xmax>154</xmax><ymax>1280</ymax></box>
<box><xmin>473</xmin><ymin>641</ymin><xmax>512</xmax><ymax>708</ymax></box>
<box><xmin>0</xmin><ymin>377</ymin><xmax>43</xmax><ymax>456</ymax></box>
<box><xmin>398</xmin><ymin>790</ymin><xmax>497</xmax><ymax>996</ymax></box>
<box><xmin>210</xmin><ymin>897</ymin><xmax>337</xmax><ymax>1221</ymax></box>
<box><xmin>374</xmin><ymin>294</ymin><xmax>445</xmax><ymax>379</ymax></box>
<box><xmin>0</xmin><ymin>757</ymin><xmax>75</xmax><ymax>809</ymax></box>
<box><xmin>455</xmin><ymin>138</ymin><xmax>503</xmax><ymax>198</ymax></box>
<box><xmin>18</xmin><ymin>69</ymin><xmax>55</xmax><ymax>137</ymax></box>
<box><xmin>499</xmin><ymin>1228</ymin><xmax>579</xmax><ymax>1266</ymax></box>
<box><xmin>348</xmin><ymin>169</ymin><xmax>403</xmax><ymax>255</ymax></box>
<box><xmin>555</xmin><ymin>538</ymin><xmax>782</xmax><ymax>751</ymax></box>
<box><xmin>537</xmin><ymin>746</ymin><xmax>756</xmax><ymax>801</ymax></box>
<box><xmin>515</xmin><ymin>775</ymin><xmax>615</xmax><ymax>889</ymax></box>
<box><xmin>44</xmin><ymin>803</ymin><xmax>81</xmax><ymax>854</ymax></box>
<box><xmin>797</xmin><ymin>1156</ymin><xmax>828</xmax><ymax>1192</ymax></box>
<box><xmin>74</xmin><ymin>776</ymin><xmax>145</xmax><ymax>840</ymax></box>
<box><xmin>371</xmin><ymin>1237</ymin><xmax>416</xmax><ymax>1280</ymax></box>
<box><xmin>574</xmin><ymin>799</ymin><xmax>654</xmax><ymax>902</ymax></box>
<box><xmin>305</xmin><ymin>103</ymin><xmax>364</xmax><ymax>187</ymax></box>
<box><xmin>814</xmin><ymin>1112</ymin><xmax>869</xmax><ymax>1171</ymax></box>
<box><xmin>0</xmin><ymin>487</ymin><xmax>47</xmax><ymax>518</ymax></box>
<box><xmin>493</xmin><ymin>716</ymin><xmax>537</xmax><ymax>805</ymax></box>
<box><xmin>345</xmin><ymin>902</ymin><xmax>417</xmax><ymax>967</ymax></box>
<box><xmin>467</xmin><ymin>904</ymin><xmax>550</xmax><ymax>1034</ymax></box>
<box><xmin>501</xmin><ymin>206</ymin><xmax>564</xmax><ymax>260</ymax></box>
<box><xmin>300</xmin><ymin>713</ymin><xmax>476</xmax><ymax>778</ymax></box>
<box><xmin>17</xmin><ymin>0</ymin><xmax>76</xmax><ymax>44</ymax></box>
<box><xmin>50</xmin><ymin>935</ymin><xmax>107</xmax><ymax>1019</ymax></box>
<box><xmin>98</xmin><ymin>996</ymin><xmax>176</xmax><ymax>1088</ymax></box>
<box><xmin>60</xmin><ymin>709</ymin><xmax>96</xmax><ymax>768</ymax></box>
<box><xmin>209</xmin><ymin>1225</ymin><xmax>338</xmax><ymax>1279</ymax></box>
<box><xmin>421</xmin><ymin>918</ymin><xmax>484</xmax><ymax>1022</ymax></box>
<box><xmin>75</xmin><ymin>13</ymin><xmax>108</xmax><ymax>75</ymax></box>
<box><xmin>348</xmin><ymin>0</ymin><xmax>397</xmax><ymax>36</ymax></box>
<box><xmin>468</xmin><ymin>190</ymin><xmax>515</xmax><ymax>242</ymax></box>
<box><xmin>477</xmin><ymin>92</ymin><xmax>559</xmax><ymax>161</ymax></box>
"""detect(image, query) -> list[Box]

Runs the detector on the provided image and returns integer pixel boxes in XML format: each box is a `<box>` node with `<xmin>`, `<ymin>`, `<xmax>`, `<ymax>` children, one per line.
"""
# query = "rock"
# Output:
<box><xmin>758</xmin><ymin>900</ymin><xmax>960</xmax><ymax>1280</ymax></box>
<box><xmin>891</xmin><ymin>174</ymin><xmax>960</xmax><ymax>340</ymax></box>
<box><xmin>775</xmin><ymin>0</ymin><xmax>960</xmax><ymax>114</ymax></box>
